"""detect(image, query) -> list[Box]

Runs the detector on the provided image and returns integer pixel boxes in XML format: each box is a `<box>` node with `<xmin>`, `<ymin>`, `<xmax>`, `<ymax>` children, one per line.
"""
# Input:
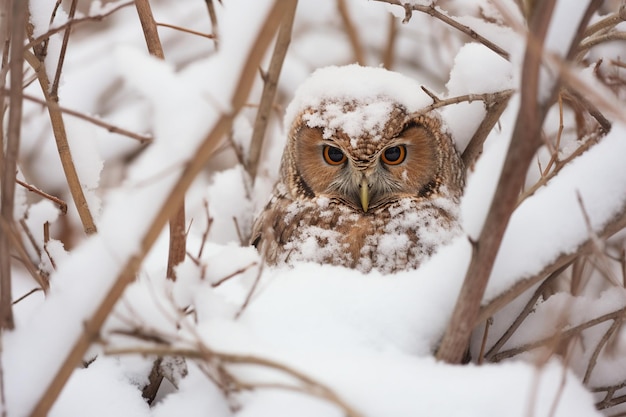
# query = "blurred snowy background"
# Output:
<box><xmin>3</xmin><ymin>0</ymin><xmax>626</xmax><ymax>416</ymax></box>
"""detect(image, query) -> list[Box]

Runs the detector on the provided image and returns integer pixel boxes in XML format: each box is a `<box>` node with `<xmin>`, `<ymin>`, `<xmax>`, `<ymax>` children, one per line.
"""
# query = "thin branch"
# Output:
<box><xmin>16</xmin><ymin>179</ymin><xmax>67</xmax><ymax>214</ymax></box>
<box><xmin>416</xmin><ymin>90</ymin><xmax>514</xmax><ymax>117</ymax></box>
<box><xmin>490</xmin><ymin>307</ymin><xmax>626</xmax><ymax>362</ymax></box>
<box><xmin>477</xmin><ymin>208</ymin><xmax>626</xmax><ymax>324</ymax></box>
<box><xmin>578</xmin><ymin>32</ymin><xmax>626</xmax><ymax>56</ymax></box>
<box><xmin>235</xmin><ymin>263</ymin><xmax>263</xmax><ymax>319</ymax></box>
<box><xmin>0</xmin><ymin>217</ymin><xmax>49</xmax><ymax>293</ymax></box>
<box><xmin>108</xmin><ymin>345</ymin><xmax>365</xmax><ymax>417</ymax></box>
<box><xmin>50</xmin><ymin>0</ymin><xmax>78</xmax><ymax>98</ymax></box>
<box><xmin>0</xmin><ymin>0</ymin><xmax>29</xmax><ymax>330</ymax></box>
<box><xmin>24</xmin><ymin>1</ymin><xmax>134</xmax><ymax>50</ymax></box>
<box><xmin>436</xmin><ymin>0</ymin><xmax>559</xmax><ymax>364</ymax></box>
<box><xmin>373</xmin><ymin>0</ymin><xmax>509</xmax><ymax>60</ymax></box>
<box><xmin>583</xmin><ymin>3</ymin><xmax>626</xmax><ymax>38</ymax></box>
<box><xmin>337</xmin><ymin>0</ymin><xmax>364</xmax><ymax>65</ymax></box>
<box><xmin>484</xmin><ymin>264</ymin><xmax>568</xmax><ymax>361</ymax></box>
<box><xmin>204</xmin><ymin>0</ymin><xmax>220</xmax><ymax>49</ymax></box>
<box><xmin>18</xmin><ymin>91</ymin><xmax>152</xmax><ymax>143</ymax></box>
<box><xmin>516</xmin><ymin>130</ymin><xmax>600</xmax><ymax>206</ymax></box>
<box><xmin>248</xmin><ymin>0</ymin><xmax>297</xmax><ymax>182</ymax></box>
<box><xmin>461</xmin><ymin>89</ymin><xmax>514</xmax><ymax>168</ymax></box>
<box><xmin>211</xmin><ymin>262</ymin><xmax>258</xmax><ymax>288</ymax></box>
<box><xmin>23</xmin><ymin>50</ymin><xmax>97</xmax><ymax>235</ymax></box>
<box><xmin>29</xmin><ymin>3</ymin><xmax>290</xmax><ymax>415</ymax></box>
<box><xmin>134</xmin><ymin>0</ymin><xmax>184</xmax><ymax>282</ymax></box>
<box><xmin>12</xmin><ymin>288</ymin><xmax>44</xmax><ymax>305</ymax></box>
<box><xmin>583</xmin><ymin>315</ymin><xmax>623</xmax><ymax>384</ymax></box>
<box><xmin>156</xmin><ymin>22</ymin><xmax>215</xmax><ymax>39</ymax></box>
<box><xmin>382</xmin><ymin>14</ymin><xmax>397</xmax><ymax>69</ymax></box>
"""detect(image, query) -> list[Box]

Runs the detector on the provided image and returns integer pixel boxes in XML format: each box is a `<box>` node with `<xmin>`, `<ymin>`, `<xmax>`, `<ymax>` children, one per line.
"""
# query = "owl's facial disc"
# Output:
<box><xmin>294</xmin><ymin>124</ymin><xmax>439</xmax><ymax>212</ymax></box>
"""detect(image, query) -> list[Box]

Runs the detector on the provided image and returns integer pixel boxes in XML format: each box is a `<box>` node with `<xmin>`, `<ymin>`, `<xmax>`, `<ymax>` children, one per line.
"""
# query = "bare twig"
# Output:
<box><xmin>490</xmin><ymin>307</ymin><xmax>626</xmax><ymax>362</ymax></box>
<box><xmin>196</xmin><ymin>200</ymin><xmax>213</xmax><ymax>260</ymax></box>
<box><xmin>248</xmin><ymin>0</ymin><xmax>297</xmax><ymax>181</ymax></box>
<box><xmin>23</xmin><ymin>50</ymin><xmax>97</xmax><ymax>235</ymax></box>
<box><xmin>205</xmin><ymin>0</ymin><xmax>220</xmax><ymax>49</ymax></box>
<box><xmin>337</xmin><ymin>0</ymin><xmax>364</xmax><ymax>65</ymax></box>
<box><xmin>478</xmin><ymin>209</ymin><xmax>626</xmax><ymax>325</ymax></box>
<box><xmin>374</xmin><ymin>0</ymin><xmax>510</xmax><ymax>60</ymax></box>
<box><xmin>24</xmin><ymin>1</ymin><xmax>134</xmax><ymax>50</ymax></box>
<box><xmin>16</xmin><ymin>179</ymin><xmax>67</xmax><ymax>214</ymax></box>
<box><xmin>416</xmin><ymin>90</ymin><xmax>514</xmax><ymax>117</ymax></box>
<box><xmin>461</xmin><ymin>89</ymin><xmax>514</xmax><ymax>168</ymax></box>
<box><xmin>134</xmin><ymin>0</ymin><xmax>185</xmax><ymax>281</ymax></box>
<box><xmin>50</xmin><ymin>0</ymin><xmax>78</xmax><ymax>98</ymax></box>
<box><xmin>578</xmin><ymin>32</ymin><xmax>626</xmax><ymax>56</ymax></box>
<box><xmin>0</xmin><ymin>0</ymin><xmax>30</xmax><ymax>330</ymax></box>
<box><xmin>484</xmin><ymin>265</ymin><xmax>568</xmax><ymax>361</ymax></box>
<box><xmin>583</xmin><ymin>3</ymin><xmax>626</xmax><ymax>38</ymax></box>
<box><xmin>156</xmin><ymin>22</ymin><xmax>215</xmax><ymax>39</ymax></box>
<box><xmin>235</xmin><ymin>263</ymin><xmax>264</xmax><ymax>319</ymax></box>
<box><xmin>516</xmin><ymin>130</ymin><xmax>600</xmax><ymax>206</ymax></box>
<box><xmin>583</xmin><ymin>315</ymin><xmax>623</xmax><ymax>384</ymax></box>
<box><xmin>477</xmin><ymin>317</ymin><xmax>492</xmax><ymax>365</ymax></box>
<box><xmin>211</xmin><ymin>262</ymin><xmax>258</xmax><ymax>288</ymax></box>
<box><xmin>29</xmin><ymin>3</ymin><xmax>290</xmax><ymax>415</ymax></box>
<box><xmin>12</xmin><ymin>288</ymin><xmax>44</xmax><ymax>305</ymax></box>
<box><xmin>437</xmin><ymin>0</ymin><xmax>560</xmax><ymax>363</ymax></box>
<box><xmin>18</xmin><ymin>91</ymin><xmax>152</xmax><ymax>143</ymax></box>
<box><xmin>382</xmin><ymin>14</ymin><xmax>397</xmax><ymax>69</ymax></box>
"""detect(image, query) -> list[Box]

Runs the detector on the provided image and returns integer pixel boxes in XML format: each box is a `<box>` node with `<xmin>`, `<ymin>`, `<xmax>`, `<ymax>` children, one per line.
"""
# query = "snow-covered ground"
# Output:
<box><xmin>4</xmin><ymin>0</ymin><xmax>626</xmax><ymax>416</ymax></box>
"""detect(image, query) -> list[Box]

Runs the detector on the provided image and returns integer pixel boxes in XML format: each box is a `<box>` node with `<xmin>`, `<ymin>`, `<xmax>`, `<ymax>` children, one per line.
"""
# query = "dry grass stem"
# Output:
<box><xmin>29</xmin><ymin>3</ymin><xmax>290</xmax><ymax>415</ymax></box>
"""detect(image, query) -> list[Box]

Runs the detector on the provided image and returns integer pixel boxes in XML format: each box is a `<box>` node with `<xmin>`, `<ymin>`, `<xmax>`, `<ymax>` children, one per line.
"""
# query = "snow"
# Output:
<box><xmin>485</xmin><ymin>122</ymin><xmax>626</xmax><ymax>301</ymax></box>
<box><xmin>7</xmin><ymin>0</ymin><xmax>626</xmax><ymax>417</ymax></box>
<box><xmin>284</xmin><ymin>64</ymin><xmax>432</xmax><ymax>140</ymax></box>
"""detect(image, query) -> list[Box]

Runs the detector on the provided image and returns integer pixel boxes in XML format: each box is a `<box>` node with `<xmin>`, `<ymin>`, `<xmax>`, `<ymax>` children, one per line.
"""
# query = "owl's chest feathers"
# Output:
<box><xmin>273</xmin><ymin>195</ymin><xmax>461</xmax><ymax>274</ymax></box>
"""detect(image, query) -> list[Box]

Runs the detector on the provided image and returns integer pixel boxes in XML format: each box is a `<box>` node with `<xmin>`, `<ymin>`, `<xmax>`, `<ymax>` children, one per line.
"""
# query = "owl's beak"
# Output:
<box><xmin>360</xmin><ymin>177</ymin><xmax>370</xmax><ymax>212</ymax></box>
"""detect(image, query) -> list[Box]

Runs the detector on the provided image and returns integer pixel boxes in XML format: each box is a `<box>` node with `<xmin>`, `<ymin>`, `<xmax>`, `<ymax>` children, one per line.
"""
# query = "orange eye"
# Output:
<box><xmin>323</xmin><ymin>146</ymin><xmax>347</xmax><ymax>165</ymax></box>
<box><xmin>381</xmin><ymin>145</ymin><xmax>406</xmax><ymax>165</ymax></box>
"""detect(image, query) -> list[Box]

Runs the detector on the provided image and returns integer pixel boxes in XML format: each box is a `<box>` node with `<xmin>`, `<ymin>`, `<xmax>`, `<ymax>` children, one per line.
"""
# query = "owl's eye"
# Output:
<box><xmin>381</xmin><ymin>145</ymin><xmax>406</xmax><ymax>165</ymax></box>
<box><xmin>323</xmin><ymin>146</ymin><xmax>347</xmax><ymax>165</ymax></box>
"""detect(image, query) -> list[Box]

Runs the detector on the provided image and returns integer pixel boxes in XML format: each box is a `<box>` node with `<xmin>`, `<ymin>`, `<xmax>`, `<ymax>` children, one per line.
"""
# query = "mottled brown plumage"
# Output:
<box><xmin>251</xmin><ymin>66</ymin><xmax>465</xmax><ymax>274</ymax></box>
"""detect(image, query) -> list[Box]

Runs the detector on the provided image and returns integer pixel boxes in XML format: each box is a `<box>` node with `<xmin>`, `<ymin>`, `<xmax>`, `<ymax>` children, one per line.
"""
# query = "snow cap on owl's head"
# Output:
<box><xmin>284</xmin><ymin>64</ymin><xmax>433</xmax><ymax>144</ymax></box>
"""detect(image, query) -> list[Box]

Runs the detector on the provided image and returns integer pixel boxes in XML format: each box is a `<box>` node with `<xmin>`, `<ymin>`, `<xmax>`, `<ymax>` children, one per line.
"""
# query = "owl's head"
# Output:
<box><xmin>280</xmin><ymin>65</ymin><xmax>464</xmax><ymax>212</ymax></box>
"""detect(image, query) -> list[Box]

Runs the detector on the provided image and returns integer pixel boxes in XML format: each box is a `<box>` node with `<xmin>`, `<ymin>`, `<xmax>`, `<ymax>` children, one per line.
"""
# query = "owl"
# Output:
<box><xmin>251</xmin><ymin>65</ymin><xmax>465</xmax><ymax>274</ymax></box>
